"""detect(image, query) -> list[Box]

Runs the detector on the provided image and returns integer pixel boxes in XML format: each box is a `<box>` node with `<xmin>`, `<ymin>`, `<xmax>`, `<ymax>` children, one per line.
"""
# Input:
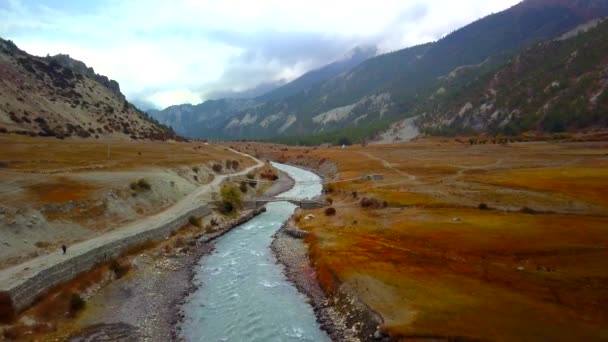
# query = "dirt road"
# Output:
<box><xmin>0</xmin><ymin>147</ymin><xmax>264</xmax><ymax>308</ymax></box>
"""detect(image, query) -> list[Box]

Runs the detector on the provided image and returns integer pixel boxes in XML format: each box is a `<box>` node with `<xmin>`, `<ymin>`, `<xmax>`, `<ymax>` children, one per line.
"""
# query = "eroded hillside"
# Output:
<box><xmin>0</xmin><ymin>38</ymin><xmax>176</xmax><ymax>140</ymax></box>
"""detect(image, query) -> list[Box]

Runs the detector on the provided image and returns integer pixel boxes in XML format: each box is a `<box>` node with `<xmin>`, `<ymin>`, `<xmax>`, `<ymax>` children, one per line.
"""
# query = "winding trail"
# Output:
<box><xmin>0</xmin><ymin>147</ymin><xmax>264</xmax><ymax>309</ymax></box>
<box><xmin>358</xmin><ymin>151</ymin><xmax>417</xmax><ymax>181</ymax></box>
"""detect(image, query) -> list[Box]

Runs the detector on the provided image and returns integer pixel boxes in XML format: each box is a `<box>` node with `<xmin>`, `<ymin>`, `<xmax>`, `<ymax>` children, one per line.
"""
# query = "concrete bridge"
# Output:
<box><xmin>243</xmin><ymin>197</ymin><xmax>328</xmax><ymax>209</ymax></box>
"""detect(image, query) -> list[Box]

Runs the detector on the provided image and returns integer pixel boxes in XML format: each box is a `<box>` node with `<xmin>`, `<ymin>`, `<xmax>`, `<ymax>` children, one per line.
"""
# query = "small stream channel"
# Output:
<box><xmin>180</xmin><ymin>163</ymin><xmax>330</xmax><ymax>341</ymax></box>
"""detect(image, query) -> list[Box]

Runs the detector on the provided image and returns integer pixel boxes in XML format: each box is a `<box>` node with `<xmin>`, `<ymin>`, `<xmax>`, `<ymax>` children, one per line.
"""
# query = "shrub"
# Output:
<box><xmin>361</xmin><ymin>197</ymin><xmax>382</xmax><ymax>209</ymax></box>
<box><xmin>130</xmin><ymin>178</ymin><xmax>151</xmax><ymax>191</ymax></box>
<box><xmin>192</xmin><ymin>166</ymin><xmax>199</xmax><ymax>173</ymax></box>
<box><xmin>231</xmin><ymin>160</ymin><xmax>240</xmax><ymax>170</ymax></box>
<box><xmin>246</xmin><ymin>172</ymin><xmax>255</xmax><ymax>180</ymax></box>
<box><xmin>478</xmin><ymin>203</ymin><xmax>490</xmax><ymax>210</ymax></box>
<box><xmin>219</xmin><ymin>184</ymin><xmax>242</xmax><ymax>214</ymax></box>
<box><xmin>212</xmin><ymin>164</ymin><xmax>222</xmax><ymax>173</ymax></box>
<box><xmin>326</xmin><ymin>197</ymin><xmax>333</xmax><ymax>205</ymax></box>
<box><xmin>260</xmin><ymin>169</ymin><xmax>278</xmax><ymax>181</ymax></box>
<box><xmin>189</xmin><ymin>215</ymin><xmax>203</xmax><ymax>228</ymax></box>
<box><xmin>239</xmin><ymin>182</ymin><xmax>248</xmax><ymax>194</ymax></box>
<box><xmin>324</xmin><ymin>183</ymin><xmax>335</xmax><ymax>194</ymax></box>
<box><xmin>69</xmin><ymin>293</ymin><xmax>86</xmax><ymax>316</ymax></box>
<box><xmin>109</xmin><ymin>260</ymin><xmax>130</xmax><ymax>279</ymax></box>
<box><xmin>338</xmin><ymin>137</ymin><xmax>352</xmax><ymax>146</ymax></box>
<box><xmin>34</xmin><ymin>241</ymin><xmax>51</xmax><ymax>248</ymax></box>
<box><xmin>324</xmin><ymin>207</ymin><xmax>336</xmax><ymax>216</ymax></box>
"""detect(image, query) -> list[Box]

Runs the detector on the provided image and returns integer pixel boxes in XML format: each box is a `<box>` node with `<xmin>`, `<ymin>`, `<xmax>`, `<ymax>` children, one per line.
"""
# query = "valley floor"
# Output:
<box><xmin>234</xmin><ymin>138</ymin><xmax>608</xmax><ymax>341</ymax></box>
<box><xmin>0</xmin><ymin>135</ymin><xmax>255</xmax><ymax>269</ymax></box>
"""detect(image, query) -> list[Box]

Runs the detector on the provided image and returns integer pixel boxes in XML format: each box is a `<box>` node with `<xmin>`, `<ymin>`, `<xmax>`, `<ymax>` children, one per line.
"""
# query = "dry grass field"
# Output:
<box><xmin>0</xmin><ymin>135</ymin><xmax>248</xmax><ymax>173</ymax></box>
<box><xmin>235</xmin><ymin>138</ymin><xmax>608</xmax><ymax>341</ymax></box>
<box><xmin>0</xmin><ymin>135</ymin><xmax>254</xmax><ymax>269</ymax></box>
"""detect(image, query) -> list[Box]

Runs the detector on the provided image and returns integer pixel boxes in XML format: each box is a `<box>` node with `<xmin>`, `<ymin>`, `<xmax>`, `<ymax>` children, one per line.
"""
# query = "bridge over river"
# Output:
<box><xmin>243</xmin><ymin>197</ymin><xmax>328</xmax><ymax>209</ymax></box>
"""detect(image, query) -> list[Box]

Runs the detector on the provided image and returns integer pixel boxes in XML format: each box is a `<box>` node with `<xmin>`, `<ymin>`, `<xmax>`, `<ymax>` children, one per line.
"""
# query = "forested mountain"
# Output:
<box><xmin>0</xmin><ymin>38</ymin><xmax>177</xmax><ymax>140</ymax></box>
<box><xmin>150</xmin><ymin>0</ymin><xmax>608</xmax><ymax>143</ymax></box>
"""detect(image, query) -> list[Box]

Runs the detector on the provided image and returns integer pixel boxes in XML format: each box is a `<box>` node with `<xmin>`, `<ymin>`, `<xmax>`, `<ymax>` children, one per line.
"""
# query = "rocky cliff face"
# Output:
<box><xmin>0</xmin><ymin>38</ymin><xmax>177</xmax><ymax>140</ymax></box>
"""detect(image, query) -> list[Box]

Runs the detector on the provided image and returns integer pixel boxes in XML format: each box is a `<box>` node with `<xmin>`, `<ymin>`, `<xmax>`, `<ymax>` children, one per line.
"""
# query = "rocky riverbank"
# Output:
<box><xmin>66</xmin><ymin>207</ymin><xmax>266</xmax><ymax>342</ymax></box>
<box><xmin>271</xmin><ymin>219</ymin><xmax>388</xmax><ymax>342</ymax></box>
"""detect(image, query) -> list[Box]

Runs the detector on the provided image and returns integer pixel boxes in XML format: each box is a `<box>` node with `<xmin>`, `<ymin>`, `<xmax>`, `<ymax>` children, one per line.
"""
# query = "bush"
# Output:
<box><xmin>361</xmin><ymin>197</ymin><xmax>382</xmax><ymax>209</ymax></box>
<box><xmin>34</xmin><ymin>241</ymin><xmax>51</xmax><ymax>248</ymax></box>
<box><xmin>324</xmin><ymin>183</ymin><xmax>335</xmax><ymax>194</ymax></box>
<box><xmin>189</xmin><ymin>215</ymin><xmax>203</xmax><ymax>228</ymax></box>
<box><xmin>324</xmin><ymin>207</ymin><xmax>336</xmax><ymax>216</ymax></box>
<box><xmin>69</xmin><ymin>293</ymin><xmax>86</xmax><ymax>316</ymax></box>
<box><xmin>239</xmin><ymin>182</ymin><xmax>248</xmax><ymax>194</ymax></box>
<box><xmin>130</xmin><ymin>178</ymin><xmax>151</xmax><ymax>192</ymax></box>
<box><xmin>219</xmin><ymin>184</ymin><xmax>242</xmax><ymax>214</ymax></box>
<box><xmin>231</xmin><ymin>160</ymin><xmax>240</xmax><ymax>170</ymax></box>
<box><xmin>478</xmin><ymin>203</ymin><xmax>490</xmax><ymax>210</ymax></box>
<box><xmin>192</xmin><ymin>166</ymin><xmax>199</xmax><ymax>173</ymax></box>
<box><xmin>109</xmin><ymin>260</ymin><xmax>130</xmax><ymax>279</ymax></box>
<box><xmin>326</xmin><ymin>197</ymin><xmax>333</xmax><ymax>205</ymax></box>
<box><xmin>212</xmin><ymin>164</ymin><xmax>222</xmax><ymax>173</ymax></box>
<box><xmin>338</xmin><ymin>137</ymin><xmax>352</xmax><ymax>146</ymax></box>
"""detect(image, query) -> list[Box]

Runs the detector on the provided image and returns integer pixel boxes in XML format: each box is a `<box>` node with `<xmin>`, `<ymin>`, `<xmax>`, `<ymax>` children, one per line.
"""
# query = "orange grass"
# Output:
<box><xmin>0</xmin><ymin>134</ymin><xmax>252</xmax><ymax>172</ymax></box>
<box><xmin>233</xmin><ymin>139</ymin><xmax>608</xmax><ymax>341</ymax></box>
<box><xmin>300</xmin><ymin>206</ymin><xmax>608</xmax><ymax>341</ymax></box>
<box><xmin>469</xmin><ymin>166</ymin><xmax>608</xmax><ymax>207</ymax></box>
<box><xmin>26</xmin><ymin>177</ymin><xmax>100</xmax><ymax>203</ymax></box>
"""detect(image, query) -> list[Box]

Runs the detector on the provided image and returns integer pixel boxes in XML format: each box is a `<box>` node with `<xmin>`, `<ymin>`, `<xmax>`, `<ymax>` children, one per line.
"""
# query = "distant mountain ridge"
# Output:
<box><xmin>147</xmin><ymin>46</ymin><xmax>377</xmax><ymax>139</ymax></box>
<box><xmin>0</xmin><ymin>38</ymin><xmax>177</xmax><ymax>140</ymax></box>
<box><xmin>153</xmin><ymin>0</ymin><xmax>608</xmax><ymax>142</ymax></box>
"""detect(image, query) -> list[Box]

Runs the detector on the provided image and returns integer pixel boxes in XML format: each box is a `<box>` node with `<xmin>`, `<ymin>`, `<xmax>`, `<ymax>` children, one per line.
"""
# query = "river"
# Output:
<box><xmin>180</xmin><ymin>163</ymin><xmax>329</xmax><ymax>342</ymax></box>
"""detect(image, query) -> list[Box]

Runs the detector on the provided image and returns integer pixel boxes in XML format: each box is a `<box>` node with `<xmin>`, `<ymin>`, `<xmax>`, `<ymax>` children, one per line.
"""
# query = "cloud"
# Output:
<box><xmin>0</xmin><ymin>0</ymin><xmax>521</xmax><ymax>109</ymax></box>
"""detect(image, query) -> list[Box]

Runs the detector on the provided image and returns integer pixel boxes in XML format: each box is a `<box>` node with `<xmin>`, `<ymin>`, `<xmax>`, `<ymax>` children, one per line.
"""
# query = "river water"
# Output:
<box><xmin>180</xmin><ymin>163</ymin><xmax>329</xmax><ymax>342</ymax></box>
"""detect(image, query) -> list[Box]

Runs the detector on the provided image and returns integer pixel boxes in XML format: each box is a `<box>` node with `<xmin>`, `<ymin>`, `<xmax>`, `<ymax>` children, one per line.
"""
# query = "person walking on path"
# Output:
<box><xmin>62</xmin><ymin>244</ymin><xmax>67</xmax><ymax>255</ymax></box>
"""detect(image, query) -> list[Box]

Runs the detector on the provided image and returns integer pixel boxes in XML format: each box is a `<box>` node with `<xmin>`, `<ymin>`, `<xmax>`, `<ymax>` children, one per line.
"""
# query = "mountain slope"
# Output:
<box><xmin>0</xmin><ymin>38</ymin><xmax>177</xmax><ymax>140</ymax></box>
<box><xmin>152</xmin><ymin>0</ymin><xmax>608</xmax><ymax>142</ymax></box>
<box><xmin>415</xmin><ymin>18</ymin><xmax>608</xmax><ymax>135</ymax></box>
<box><xmin>258</xmin><ymin>46</ymin><xmax>377</xmax><ymax>101</ymax></box>
<box><xmin>148</xmin><ymin>46</ymin><xmax>376</xmax><ymax>139</ymax></box>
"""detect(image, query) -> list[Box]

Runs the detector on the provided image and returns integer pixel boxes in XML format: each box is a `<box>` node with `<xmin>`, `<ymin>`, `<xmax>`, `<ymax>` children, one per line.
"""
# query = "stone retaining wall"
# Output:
<box><xmin>0</xmin><ymin>205</ymin><xmax>211</xmax><ymax>321</ymax></box>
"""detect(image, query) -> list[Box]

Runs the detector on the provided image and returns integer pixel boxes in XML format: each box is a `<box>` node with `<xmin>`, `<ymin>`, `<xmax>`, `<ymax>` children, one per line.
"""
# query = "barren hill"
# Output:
<box><xmin>0</xmin><ymin>38</ymin><xmax>177</xmax><ymax>140</ymax></box>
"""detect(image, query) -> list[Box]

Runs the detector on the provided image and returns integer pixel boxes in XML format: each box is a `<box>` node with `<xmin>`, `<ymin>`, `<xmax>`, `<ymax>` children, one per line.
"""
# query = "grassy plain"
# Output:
<box><xmin>235</xmin><ymin>139</ymin><xmax>608</xmax><ymax>341</ymax></box>
<box><xmin>0</xmin><ymin>134</ymin><xmax>248</xmax><ymax>173</ymax></box>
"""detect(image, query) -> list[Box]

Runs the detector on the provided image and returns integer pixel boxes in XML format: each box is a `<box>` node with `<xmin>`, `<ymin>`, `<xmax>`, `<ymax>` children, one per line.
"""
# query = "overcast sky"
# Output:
<box><xmin>1</xmin><ymin>0</ymin><xmax>520</xmax><ymax>109</ymax></box>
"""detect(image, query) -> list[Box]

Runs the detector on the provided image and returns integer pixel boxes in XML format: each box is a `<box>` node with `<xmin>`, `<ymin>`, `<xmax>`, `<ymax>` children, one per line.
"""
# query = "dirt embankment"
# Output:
<box><xmin>272</xmin><ymin>218</ymin><xmax>388</xmax><ymax>342</ymax></box>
